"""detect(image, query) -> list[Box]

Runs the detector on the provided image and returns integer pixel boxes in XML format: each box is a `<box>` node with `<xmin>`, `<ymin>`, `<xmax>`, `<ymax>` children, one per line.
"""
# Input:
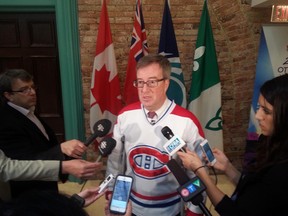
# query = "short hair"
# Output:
<box><xmin>136</xmin><ymin>54</ymin><xmax>171</xmax><ymax>79</ymax></box>
<box><xmin>0</xmin><ymin>69</ymin><xmax>33</xmax><ymax>104</ymax></box>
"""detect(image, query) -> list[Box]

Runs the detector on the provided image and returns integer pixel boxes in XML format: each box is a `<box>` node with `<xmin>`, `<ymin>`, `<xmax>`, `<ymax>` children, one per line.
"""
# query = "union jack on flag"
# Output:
<box><xmin>123</xmin><ymin>0</ymin><xmax>148</xmax><ymax>105</ymax></box>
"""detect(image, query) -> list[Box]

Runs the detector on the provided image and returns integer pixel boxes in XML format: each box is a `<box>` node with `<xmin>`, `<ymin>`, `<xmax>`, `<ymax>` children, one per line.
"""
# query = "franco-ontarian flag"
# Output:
<box><xmin>188</xmin><ymin>0</ymin><xmax>223</xmax><ymax>150</ymax></box>
<box><xmin>158</xmin><ymin>0</ymin><xmax>186</xmax><ymax>107</ymax></box>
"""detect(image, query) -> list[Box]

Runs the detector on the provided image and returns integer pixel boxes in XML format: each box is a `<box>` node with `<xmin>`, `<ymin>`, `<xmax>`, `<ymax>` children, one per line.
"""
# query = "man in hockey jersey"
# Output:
<box><xmin>106</xmin><ymin>54</ymin><xmax>206</xmax><ymax>216</ymax></box>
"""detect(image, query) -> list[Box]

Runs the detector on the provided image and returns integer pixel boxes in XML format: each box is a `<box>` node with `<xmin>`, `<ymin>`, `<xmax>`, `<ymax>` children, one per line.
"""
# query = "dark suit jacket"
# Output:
<box><xmin>215</xmin><ymin>161</ymin><xmax>288</xmax><ymax>216</ymax></box>
<box><xmin>0</xmin><ymin>103</ymin><xmax>67</xmax><ymax>198</ymax></box>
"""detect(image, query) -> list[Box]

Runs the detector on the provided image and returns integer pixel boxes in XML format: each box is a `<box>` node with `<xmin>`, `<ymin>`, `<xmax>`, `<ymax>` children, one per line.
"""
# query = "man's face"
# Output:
<box><xmin>136</xmin><ymin>63</ymin><xmax>169</xmax><ymax>111</ymax></box>
<box><xmin>5</xmin><ymin>79</ymin><xmax>37</xmax><ymax>109</ymax></box>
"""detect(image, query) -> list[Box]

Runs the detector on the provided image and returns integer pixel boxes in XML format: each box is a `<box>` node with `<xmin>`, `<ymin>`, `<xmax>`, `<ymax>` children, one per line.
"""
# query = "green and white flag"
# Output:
<box><xmin>188</xmin><ymin>0</ymin><xmax>223</xmax><ymax>150</ymax></box>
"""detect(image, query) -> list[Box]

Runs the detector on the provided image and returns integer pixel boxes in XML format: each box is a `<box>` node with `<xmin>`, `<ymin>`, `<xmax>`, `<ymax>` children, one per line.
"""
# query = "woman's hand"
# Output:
<box><xmin>210</xmin><ymin>148</ymin><xmax>230</xmax><ymax>172</ymax></box>
<box><xmin>77</xmin><ymin>187</ymin><xmax>106</xmax><ymax>207</ymax></box>
<box><xmin>177</xmin><ymin>148</ymin><xmax>203</xmax><ymax>171</ymax></box>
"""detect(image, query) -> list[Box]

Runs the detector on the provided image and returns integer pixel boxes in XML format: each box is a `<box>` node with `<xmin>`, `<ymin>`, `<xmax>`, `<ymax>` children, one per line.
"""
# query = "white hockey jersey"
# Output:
<box><xmin>106</xmin><ymin>100</ymin><xmax>205</xmax><ymax>216</ymax></box>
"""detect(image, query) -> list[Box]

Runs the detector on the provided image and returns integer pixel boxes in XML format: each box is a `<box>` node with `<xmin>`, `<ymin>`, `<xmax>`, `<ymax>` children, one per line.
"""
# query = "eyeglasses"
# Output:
<box><xmin>133</xmin><ymin>78</ymin><xmax>166</xmax><ymax>88</ymax></box>
<box><xmin>10</xmin><ymin>86</ymin><xmax>37</xmax><ymax>94</ymax></box>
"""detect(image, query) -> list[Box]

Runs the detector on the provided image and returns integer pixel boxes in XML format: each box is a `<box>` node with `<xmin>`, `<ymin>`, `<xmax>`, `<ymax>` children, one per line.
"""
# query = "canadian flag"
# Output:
<box><xmin>90</xmin><ymin>0</ymin><xmax>123</xmax><ymax>138</ymax></box>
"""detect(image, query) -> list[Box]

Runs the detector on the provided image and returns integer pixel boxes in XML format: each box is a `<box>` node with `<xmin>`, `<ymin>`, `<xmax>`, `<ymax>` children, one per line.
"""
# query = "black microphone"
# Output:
<box><xmin>85</xmin><ymin>119</ymin><xmax>112</xmax><ymax>146</ymax></box>
<box><xmin>95</xmin><ymin>137</ymin><xmax>116</xmax><ymax>162</ymax></box>
<box><xmin>79</xmin><ymin>136</ymin><xmax>116</xmax><ymax>190</ymax></box>
<box><xmin>161</xmin><ymin>126</ymin><xmax>186</xmax><ymax>155</ymax></box>
<box><xmin>162</xmin><ymin>126</ymin><xmax>175</xmax><ymax>140</ymax></box>
<box><xmin>167</xmin><ymin>159</ymin><xmax>212</xmax><ymax>216</ymax></box>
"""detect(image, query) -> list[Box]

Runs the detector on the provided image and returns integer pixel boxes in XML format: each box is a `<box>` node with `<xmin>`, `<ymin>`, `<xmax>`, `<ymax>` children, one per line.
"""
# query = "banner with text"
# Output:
<box><xmin>247</xmin><ymin>25</ymin><xmax>288</xmax><ymax>141</ymax></box>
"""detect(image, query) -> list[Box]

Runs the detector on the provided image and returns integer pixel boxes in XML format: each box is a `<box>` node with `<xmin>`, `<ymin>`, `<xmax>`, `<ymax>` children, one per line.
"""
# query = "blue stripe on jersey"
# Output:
<box><xmin>130</xmin><ymin>196</ymin><xmax>181</xmax><ymax>208</ymax></box>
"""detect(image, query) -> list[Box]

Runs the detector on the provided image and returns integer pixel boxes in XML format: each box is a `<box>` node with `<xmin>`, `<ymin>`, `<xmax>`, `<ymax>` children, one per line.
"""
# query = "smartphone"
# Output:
<box><xmin>109</xmin><ymin>175</ymin><xmax>133</xmax><ymax>215</ymax></box>
<box><xmin>200</xmin><ymin>139</ymin><xmax>216</xmax><ymax>165</ymax></box>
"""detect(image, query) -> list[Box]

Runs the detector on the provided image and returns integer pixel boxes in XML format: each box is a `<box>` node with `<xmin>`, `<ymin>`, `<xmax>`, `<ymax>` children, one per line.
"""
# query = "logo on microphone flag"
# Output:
<box><xmin>180</xmin><ymin>179</ymin><xmax>201</xmax><ymax>197</ymax></box>
<box><xmin>177</xmin><ymin>177</ymin><xmax>206</xmax><ymax>202</ymax></box>
<box><xmin>90</xmin><ymin>0</ymin><xmax>123</xmax><ymax>138</ymax></box>
<box><xmin>123</xmin><ymin>0</ymin><xmax>148</xmax><ymax>105</ymax></box>
<box><xmin>187</xmin><ymin>0</ymin><xmax>223</xmax><ymax>150</ymax></box>
<box><xmin>158</xmin><ymin>0</ymin><xmax>186</xmax><ymax>107</ymax></box>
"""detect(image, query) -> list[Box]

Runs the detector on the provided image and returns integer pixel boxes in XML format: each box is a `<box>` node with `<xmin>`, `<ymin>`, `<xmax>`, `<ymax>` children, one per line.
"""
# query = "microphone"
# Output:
<box><xmin>161</xmin><ymin>126</ymin><xmax>186</xmax><ymax>155</ymax></box>
<box><xmin>167</xmin><ymin>159</ymin><xmax>212</xmax><ymax>216</ymax></box>
<box><xmin>162</xmin><ymin>126</ymin><xmax>174</xmax><ymax>140</ymax></box>
<box><xmin>95</xmin><ymin>137</ymin><xmax>116</xmax><ymax>162</ymax></box>
<box><xmin>79</xmin><ymin>137</ymin><xmax>115</xmax><ymax>190</ymax></box>
<box><xmin>85</xmin><ymin>119</ymin><xmax>112</xmax><ymax>146</ymax></box>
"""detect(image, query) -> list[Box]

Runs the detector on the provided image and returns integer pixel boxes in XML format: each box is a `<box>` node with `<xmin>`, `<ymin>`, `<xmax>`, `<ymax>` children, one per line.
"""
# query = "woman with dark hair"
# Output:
<box><xmin>177</xmin><ymin>74</ymin><xmax>288</xmax><ymax>216</ymax></box>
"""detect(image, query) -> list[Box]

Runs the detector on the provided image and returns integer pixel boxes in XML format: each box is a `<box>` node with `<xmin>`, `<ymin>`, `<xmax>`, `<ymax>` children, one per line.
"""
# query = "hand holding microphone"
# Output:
<box><xmin>80</xmin><ymin>136</ymin><xmax>116</xmax><ymax>191</ymax></box>
<box><xmin>61</xmin><ymin>139</ymin><xmax>88</xmax><ymax>158</ymax></box>
<box><xmin>65</xmin><ymin>119</ymin><xmax>111</xmax><ymax>159</ymax></box>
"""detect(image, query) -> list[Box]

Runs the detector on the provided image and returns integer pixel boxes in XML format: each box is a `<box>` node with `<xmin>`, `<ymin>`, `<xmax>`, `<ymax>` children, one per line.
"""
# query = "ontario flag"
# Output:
<box><xmin>123</xmin><ymin>0</ymin><xmax>148</xmax><ymax>105</ymax></box>
<box><xmin>90</xmin><ymin>0</ymin><xmax>123</xmax><ymax>137</ymax></box>
<box><xmin>158</xmin><ymin>0</ymin><xmax>186</xmax><ymax>107</ymax></box>
<box><xmin>188</xmin><ymin>0</ymin><xmax>223</xmax><ymax>150</ymax></box>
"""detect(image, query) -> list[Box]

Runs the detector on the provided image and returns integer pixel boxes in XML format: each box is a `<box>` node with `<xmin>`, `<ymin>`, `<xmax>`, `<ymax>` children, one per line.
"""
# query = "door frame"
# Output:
<box><xmin>0</xmin><ymin>0</ymin><xmax>85</xmax><ymax>141</ymax></box>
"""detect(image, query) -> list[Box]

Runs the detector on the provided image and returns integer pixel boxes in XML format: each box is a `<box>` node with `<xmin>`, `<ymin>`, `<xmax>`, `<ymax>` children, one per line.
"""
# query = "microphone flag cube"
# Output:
<box><xmin>177</xmin><ymin>176</ymin><xmax>206</xmax><ymax>202</ymax></box>
<box><xmin>163</xmin><ymin>135</ymin><xmax>186</xmax><ymax>156</ymax></box>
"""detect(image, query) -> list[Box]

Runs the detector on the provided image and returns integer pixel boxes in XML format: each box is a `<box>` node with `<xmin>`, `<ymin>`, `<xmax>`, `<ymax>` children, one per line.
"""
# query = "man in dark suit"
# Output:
<box><xmin>0</xmin><ymin>69</ymin><xmax>89</xmax><ymax>199</ymax></box>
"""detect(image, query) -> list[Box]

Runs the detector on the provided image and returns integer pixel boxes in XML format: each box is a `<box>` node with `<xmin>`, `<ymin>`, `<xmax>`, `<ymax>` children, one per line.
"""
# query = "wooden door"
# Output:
<box><xmin>0</xmin><ymin>12</ymin><xmax>65</xmax><ymax>143</ymax></box>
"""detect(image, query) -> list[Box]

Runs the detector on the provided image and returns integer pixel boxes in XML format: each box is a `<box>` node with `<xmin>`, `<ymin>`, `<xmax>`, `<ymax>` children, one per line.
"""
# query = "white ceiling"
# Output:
<box><xmin>251</xmin><ymin>0</ymin><xmax>288</xmax><ymax>7</ymax></box>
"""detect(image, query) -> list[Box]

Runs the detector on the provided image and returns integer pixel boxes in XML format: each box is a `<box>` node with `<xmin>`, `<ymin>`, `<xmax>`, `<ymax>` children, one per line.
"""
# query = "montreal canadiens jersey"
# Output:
<box><xmin>106</xmin><ymin>100</ymin><xmax>205</xmax><ymax>216</ymax></box>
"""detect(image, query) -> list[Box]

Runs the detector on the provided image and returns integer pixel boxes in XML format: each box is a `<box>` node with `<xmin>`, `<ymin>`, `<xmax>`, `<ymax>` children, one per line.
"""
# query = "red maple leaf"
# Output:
<box><xmin>91</xmin><ymin>65</ymin><xmax>122</xmax><ymax>115</ymax></box>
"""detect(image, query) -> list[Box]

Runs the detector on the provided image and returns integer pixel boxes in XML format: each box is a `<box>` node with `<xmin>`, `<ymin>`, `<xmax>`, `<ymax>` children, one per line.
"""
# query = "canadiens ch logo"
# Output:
<box><xmin>129</xmin><ymin>145</ymin><xmax>170</xmax><ymax>179</ymax></box>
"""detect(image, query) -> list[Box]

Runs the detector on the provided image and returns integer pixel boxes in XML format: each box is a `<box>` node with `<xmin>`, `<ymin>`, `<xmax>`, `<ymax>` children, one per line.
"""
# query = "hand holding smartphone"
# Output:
<box><xmin>200</xmin><ymin>139</ymin><xmax>216</xmax><ymax>166</ymax></box>
<box><xmin>109</xmin><ymin>175</ymin><xmax>133</xmax><ymax>215</ymax></box>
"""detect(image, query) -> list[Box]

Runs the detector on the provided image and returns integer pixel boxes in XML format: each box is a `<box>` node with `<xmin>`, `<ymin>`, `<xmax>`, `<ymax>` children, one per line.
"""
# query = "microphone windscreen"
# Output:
<box><xmin>161</xmin><ymin>126</ymin><xmax>174</xmax><ymax>140</ymax></box>
<box><xmin>98</xmin><ymin>137</ymin><xmax>116</xmax><ymax>157</ymax></box>
<box><xmin>167</xmin><ymin>159</ymin><xmax>190</xmax><ymax>185</ymax></box>
<box><xmin>93</xmin><ymin>119</ymin><xmax>112</xmax><ymax>137</ymax></box>
<box><xmin>84</xmin><ymin>119</ymin><xmax>112</xmax><ymax>146</ymax></box>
